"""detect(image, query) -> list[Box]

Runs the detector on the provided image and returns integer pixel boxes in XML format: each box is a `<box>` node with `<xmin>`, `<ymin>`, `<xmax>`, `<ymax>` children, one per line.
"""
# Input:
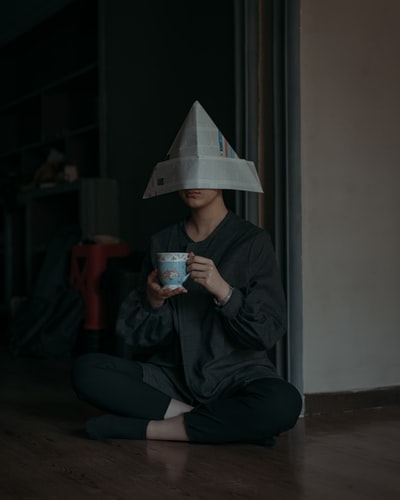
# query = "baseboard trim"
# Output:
<box><xmin>304</xmin><ymin>386</ymin><xmax>400</xmax><ymax>415</ymax></box>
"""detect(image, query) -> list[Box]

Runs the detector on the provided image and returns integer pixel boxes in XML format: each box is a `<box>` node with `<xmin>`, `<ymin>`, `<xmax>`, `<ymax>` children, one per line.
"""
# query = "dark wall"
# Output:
<box><xmin>0</xmin><ymin>0</ymin><xmax>72</xmax><ymax>46</ymax></box>
<box><xmin>103</xmin><ymin>0</ymin><xmax>236</xmax><ymax>251</ymax></box>
<box><xmin>0</xmin><ymin>0</ymin><xmax>236</xmax><ymax>253</ymax></box>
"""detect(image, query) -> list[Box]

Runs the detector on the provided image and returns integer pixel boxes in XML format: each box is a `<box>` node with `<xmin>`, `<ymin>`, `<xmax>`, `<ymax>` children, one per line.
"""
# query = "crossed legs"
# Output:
<box><xmin>72</xmin><ymin>353</ymin><xmax>302</xmax><ymax>443</ymax></box>
<box><xmin>72</xmin><ymin>353</ymin><xmax>193</xmax><ymax>440</ymax></box>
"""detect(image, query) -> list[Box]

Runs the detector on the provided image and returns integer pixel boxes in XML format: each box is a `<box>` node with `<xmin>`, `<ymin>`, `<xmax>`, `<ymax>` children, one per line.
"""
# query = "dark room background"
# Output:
<box><xmin>0</xmin><ymin>0</ymin><xmax>296</xmax><ymax>380</ymax></box>
<box><xmin>0</xmin><ymin>0</ymin><xmax>237</xmax><ymax>252</ymax></box>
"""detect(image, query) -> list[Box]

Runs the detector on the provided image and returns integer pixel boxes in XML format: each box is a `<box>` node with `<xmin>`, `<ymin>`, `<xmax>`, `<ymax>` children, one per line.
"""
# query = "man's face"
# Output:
<box><xmin>178</xmin><ymin>189</ymin><xmax>222</xmax><ymax>209</ymax></box>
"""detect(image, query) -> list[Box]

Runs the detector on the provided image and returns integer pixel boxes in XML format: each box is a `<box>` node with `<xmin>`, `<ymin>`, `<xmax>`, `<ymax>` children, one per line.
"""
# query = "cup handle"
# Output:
<box><xmin>182</xmin><ymin>272</ymin><xmax>191</xmax><ymax>283</ymax></box>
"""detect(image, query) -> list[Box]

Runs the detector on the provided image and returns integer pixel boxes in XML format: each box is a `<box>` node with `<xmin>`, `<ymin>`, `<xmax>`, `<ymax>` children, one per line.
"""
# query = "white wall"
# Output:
<box><xmin>300</xmin><ymin>0</ymin><xmax>400</xmax><ymax>393</ymax></box>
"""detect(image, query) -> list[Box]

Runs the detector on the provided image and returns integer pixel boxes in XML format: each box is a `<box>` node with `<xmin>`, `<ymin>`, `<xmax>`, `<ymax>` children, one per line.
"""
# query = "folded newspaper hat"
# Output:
<box><xmin>143</xmin><ymin>101</ymin><xmax>263</xmax><ymax>198</ymax></box>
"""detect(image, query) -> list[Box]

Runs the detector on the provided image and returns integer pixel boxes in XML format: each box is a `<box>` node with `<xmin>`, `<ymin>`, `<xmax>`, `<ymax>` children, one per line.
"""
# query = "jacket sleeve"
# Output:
<box><xmin>218</xmin><ymin>232</ymin><xmax>287</xmax><ymax>351</ymax></box>
<box><xmin>115</xmin><ymin>250</ymin><xmax>176</xmax><ymax>357</ymax></box>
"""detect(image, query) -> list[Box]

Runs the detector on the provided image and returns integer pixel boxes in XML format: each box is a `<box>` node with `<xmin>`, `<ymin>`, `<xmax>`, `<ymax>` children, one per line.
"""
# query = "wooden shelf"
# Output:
<box><xmin>17</xmin><ymin>181</ymin><xmax>80</xmax><ymax>202</ymax></box>
<box><xmin>0</xmin><ymin>63</ymin><xmax>98</xmax><ymax>114</ymax></box>
<box><xmin>0</xmin><ymin>0</ymin><xmax>100</xmax><ymax>316</ymax></box>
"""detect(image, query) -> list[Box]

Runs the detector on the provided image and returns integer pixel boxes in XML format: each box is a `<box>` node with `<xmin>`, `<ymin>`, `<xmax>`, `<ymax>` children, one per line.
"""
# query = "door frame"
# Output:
<box><xmin>234</xmin><ymin>0</ymin><xmax>303</xmax><ymax>393</ymax></box>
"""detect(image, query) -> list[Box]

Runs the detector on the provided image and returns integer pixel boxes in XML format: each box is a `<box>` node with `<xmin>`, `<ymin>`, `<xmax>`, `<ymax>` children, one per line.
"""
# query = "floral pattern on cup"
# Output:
<box><xmin>156</xmin><ymin>252</ymin><xmax>190</xmax><ymax>289</ymax></box>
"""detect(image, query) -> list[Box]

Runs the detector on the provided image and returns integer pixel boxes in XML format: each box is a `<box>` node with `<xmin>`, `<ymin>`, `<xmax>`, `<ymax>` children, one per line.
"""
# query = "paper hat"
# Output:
<box><xmin>142</xmin><ymin>101</ymin><xmax>263</xmax><ymax>198</ymax></box>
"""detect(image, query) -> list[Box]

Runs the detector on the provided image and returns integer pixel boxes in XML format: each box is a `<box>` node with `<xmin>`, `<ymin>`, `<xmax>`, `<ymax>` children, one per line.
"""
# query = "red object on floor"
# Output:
<box><xmin>70</xmin><ymin>243</ymin><xmax>131</xmax><ymax>330</ymax></box>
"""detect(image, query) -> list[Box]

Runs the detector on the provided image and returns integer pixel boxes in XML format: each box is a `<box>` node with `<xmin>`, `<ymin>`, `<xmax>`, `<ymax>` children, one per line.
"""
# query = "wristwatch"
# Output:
<box><xmin>213</xmin><ymin>286</ymin><xmax>233</xmax><ymax>307</ymax></box>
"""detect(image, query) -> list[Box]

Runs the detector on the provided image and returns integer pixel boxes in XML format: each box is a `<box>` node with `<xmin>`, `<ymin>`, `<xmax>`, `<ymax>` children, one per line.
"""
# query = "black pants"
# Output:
<box><xmin>72</xmin><ymin>353</ymin><xmax>302</xmax><ymax>443</ymax></box>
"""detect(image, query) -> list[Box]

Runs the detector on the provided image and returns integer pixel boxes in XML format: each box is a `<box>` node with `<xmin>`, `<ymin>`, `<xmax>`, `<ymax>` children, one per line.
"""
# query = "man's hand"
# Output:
<box><xmin>186</xmin><ymin>252</ymin><xmax>230</xmax><ymax>302</ymax></box>
<box><xmin>146</xmin><ymin>269</ymin><xmax>187</xmax><ymax>309</ymax></box>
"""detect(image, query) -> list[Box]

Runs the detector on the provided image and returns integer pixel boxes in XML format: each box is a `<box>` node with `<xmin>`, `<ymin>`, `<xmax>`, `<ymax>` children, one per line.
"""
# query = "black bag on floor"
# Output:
<box><xmin>8</xmin><ymin>225</ymin><xmax>83</xmax><ymax>358</ymax></box>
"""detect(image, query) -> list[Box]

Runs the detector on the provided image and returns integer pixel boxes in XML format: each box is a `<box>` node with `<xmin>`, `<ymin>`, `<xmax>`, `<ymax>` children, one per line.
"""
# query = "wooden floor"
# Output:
<box><xmin>1</xmin><ymin>349</ymin><xmax>400</xmax><ymax>500</ymax></box>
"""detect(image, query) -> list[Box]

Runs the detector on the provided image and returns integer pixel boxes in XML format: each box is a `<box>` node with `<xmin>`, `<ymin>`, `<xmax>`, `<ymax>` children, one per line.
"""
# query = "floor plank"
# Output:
<box><xmin>1</xmin><ymin>350</ymin><xmax>399</xmax><ymax>499</ymax></box>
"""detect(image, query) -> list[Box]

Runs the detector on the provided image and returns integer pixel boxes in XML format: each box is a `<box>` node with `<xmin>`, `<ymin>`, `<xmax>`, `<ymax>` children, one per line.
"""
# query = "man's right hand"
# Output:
<box><xmin>146</xmin><ymin>269</ymin><xmax>187</xmax><ymax>309</ymax></box>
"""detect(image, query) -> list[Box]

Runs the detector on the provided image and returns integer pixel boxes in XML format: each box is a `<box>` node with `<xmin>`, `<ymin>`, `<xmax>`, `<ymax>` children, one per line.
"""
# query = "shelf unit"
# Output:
<box><xmin>0</xmin><ymin>0</ymin><xmax>100</xmax><ymax>319</ymax></box>
<box><xmin>0</xmin><ymin>0</ymin><xmax>238</xmax><ymax>327</ymax></box>
<box><xmin>1</xmin><ymin>183</ymin><xmax>80</xmax><ymax>309</ymax></box>
<box><xmin>0</xmin><ymin>3</ymin><xmax>99</xmax><ymax>185</ymax></box>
